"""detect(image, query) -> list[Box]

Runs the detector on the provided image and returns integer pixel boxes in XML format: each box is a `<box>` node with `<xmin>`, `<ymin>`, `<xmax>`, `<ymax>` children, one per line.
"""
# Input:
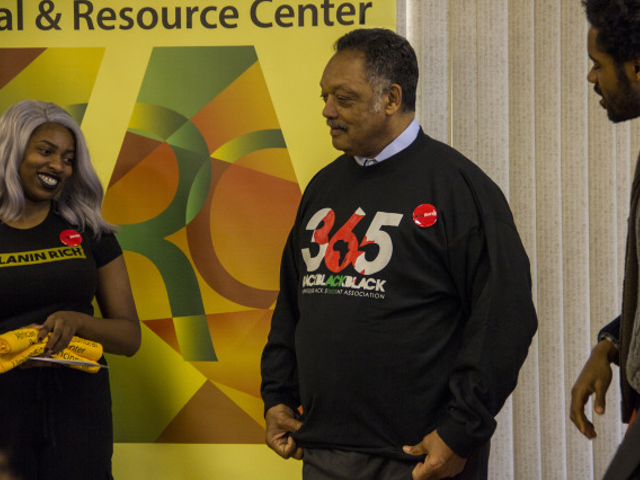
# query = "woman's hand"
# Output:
<box><xmin>37</xmin><ymin>311</ymin><xmax>91</xmax><ymax>355</ymax></box>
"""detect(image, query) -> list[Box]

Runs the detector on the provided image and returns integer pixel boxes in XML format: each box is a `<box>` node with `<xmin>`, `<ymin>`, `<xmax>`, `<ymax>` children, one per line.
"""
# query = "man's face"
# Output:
<box><xmin>320</xmin><ymin>50</ymin><xmax>391</xmax><ymax>158</ymax></box>
<box><xmin>587</xmin><ymin>27</ymin><xmax>640</xmax><ymax>123</ymax></box>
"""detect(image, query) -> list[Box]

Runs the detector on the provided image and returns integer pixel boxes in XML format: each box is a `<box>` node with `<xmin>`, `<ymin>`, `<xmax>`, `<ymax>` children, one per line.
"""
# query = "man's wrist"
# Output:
<box><xmin>597</xmin><ymin>329</ymin><xmax>619</xmax><ymax>350</ymax></box>
<box><xmin>593</xmin><ymin>337</ymin><xmax>619</xmax><ymax>364</ymax></box>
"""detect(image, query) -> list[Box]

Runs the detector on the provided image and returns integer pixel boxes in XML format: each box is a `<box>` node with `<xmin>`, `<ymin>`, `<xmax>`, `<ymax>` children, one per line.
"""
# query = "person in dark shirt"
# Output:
<box><xmin>261</xmin><ymin>28</ymin><xmax>537</xmax><ymax>480</ymax></box>
<box><xmin>0</xmin><ymin>100</ymin><xmax>141</xmax><ymax>480</ymax></box>
<box><xmin>571</xmin><ymin>2</ymin><xmax>640</xmax><ymax>479</ymax></box>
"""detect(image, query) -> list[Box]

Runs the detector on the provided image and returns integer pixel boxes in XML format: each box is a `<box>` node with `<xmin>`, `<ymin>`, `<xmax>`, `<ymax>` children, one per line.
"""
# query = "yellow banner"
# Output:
<box><xmin>0</xmin><ymin>1</ymin><xmax>396</xmax><ymax>477</ymax></box>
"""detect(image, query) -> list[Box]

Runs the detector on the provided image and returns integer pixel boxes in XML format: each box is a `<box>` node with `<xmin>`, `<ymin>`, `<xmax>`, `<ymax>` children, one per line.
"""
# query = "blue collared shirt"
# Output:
<box><xmin>354</xmin><ymin>118</ymin><xmax>420</xmax><ymax>166</ymax></box>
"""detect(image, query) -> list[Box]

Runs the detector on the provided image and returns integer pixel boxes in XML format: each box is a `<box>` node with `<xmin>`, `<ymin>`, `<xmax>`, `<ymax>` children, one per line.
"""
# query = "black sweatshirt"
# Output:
<box><xmin>261</xmin><ymin>131</ymin><xmax>537</xmax><ymax>459</ymax></box>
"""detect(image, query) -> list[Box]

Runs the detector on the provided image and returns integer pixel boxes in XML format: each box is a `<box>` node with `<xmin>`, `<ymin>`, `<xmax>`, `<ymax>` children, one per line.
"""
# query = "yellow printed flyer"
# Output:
<box><xmin>0</xmin><ymin>0</ymin><xmax>395</xmax><ymax>477</ymax></box>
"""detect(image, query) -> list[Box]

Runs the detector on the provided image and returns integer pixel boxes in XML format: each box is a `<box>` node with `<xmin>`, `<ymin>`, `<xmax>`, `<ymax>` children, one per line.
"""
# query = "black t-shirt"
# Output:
<box><xmin>0</xmin><ymin>210</ymin><xmax>121</xmax><ymax>334</ymax></box>
<box><xmin>0</xmin><ymin>209</ymin><xmax>122</xmax><ymax>473</ymax></box>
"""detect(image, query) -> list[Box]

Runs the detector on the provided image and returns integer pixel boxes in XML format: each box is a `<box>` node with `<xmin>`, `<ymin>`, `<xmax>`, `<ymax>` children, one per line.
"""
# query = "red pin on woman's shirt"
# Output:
<box><xmin>60</xmin><ymin>230</ymin><xmax>82</xmax><ymax>246</ymax></box>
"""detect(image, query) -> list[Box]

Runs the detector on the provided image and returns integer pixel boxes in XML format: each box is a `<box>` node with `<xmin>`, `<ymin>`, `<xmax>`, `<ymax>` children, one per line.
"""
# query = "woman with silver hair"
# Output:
<box><xmin>0</xmin><ymin>100</ymin><xmax>140</xmax><ymax>479</ymax></box>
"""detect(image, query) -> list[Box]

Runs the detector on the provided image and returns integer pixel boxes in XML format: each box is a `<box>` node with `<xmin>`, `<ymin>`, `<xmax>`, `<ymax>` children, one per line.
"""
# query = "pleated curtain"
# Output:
<box><xmin>397</xmin><ymin>1</ymin><xmax>640</xmax><ymax>478</ymax></box>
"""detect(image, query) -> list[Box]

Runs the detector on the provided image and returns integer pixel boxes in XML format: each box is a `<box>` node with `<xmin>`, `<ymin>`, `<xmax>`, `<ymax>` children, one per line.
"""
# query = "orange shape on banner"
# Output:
<box><xmin>0</xmin><ymin>48</ymin><xmax>45</xmax><ymax>89</ymax></box>
<box><xmin>156</xmin><ymin>380</ymin><xmax>264</xmax><ymax>444</ymax></box>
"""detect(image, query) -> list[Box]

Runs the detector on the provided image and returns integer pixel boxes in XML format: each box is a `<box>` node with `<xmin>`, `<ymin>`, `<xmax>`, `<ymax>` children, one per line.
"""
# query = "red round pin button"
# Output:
<box><xmin>413</xmin><ymin>204</ymin><xmax>438</xmax><ymax>228</ymax></box>
<box><xmin>60</xmin><ymin>230</ymin><xmax>82</xmax><ymax>246</ymax></box>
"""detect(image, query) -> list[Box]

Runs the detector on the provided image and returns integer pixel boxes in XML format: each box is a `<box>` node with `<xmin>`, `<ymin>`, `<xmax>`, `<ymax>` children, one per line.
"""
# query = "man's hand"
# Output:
<box><xmin>265</xmin><ymin>404</ymin><xmax>304</xmax><ymax>460</ymax></box>
<box><xmin>570</xmin><ymin>339</ymin><xmax>617</xmax><ymax>439</ymax></box>
<box><xmin>403</xmin><ymin>430</ymin><xmax>466</xmax><ymax>480</ymax></box>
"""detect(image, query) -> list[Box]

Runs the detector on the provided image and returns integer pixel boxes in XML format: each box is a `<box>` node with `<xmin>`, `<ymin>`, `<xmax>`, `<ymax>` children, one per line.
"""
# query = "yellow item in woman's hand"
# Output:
<box><xmin>66</xmin><ymin>336</ymin><xmax>103</xmax><ymax>361</ymax></box>
<box><xmin>51</xmin><ymin>349</ymin><xmax>101</xmax><ymax>373</ymax></box>
<box><xmin>0</xmin><ymin>343</ymin><xmax>46</xmax><ymax>373</ymax></box>
<box><xmin>0</xmin><ymin>328</ymin><xmax>39</xmax><ymax>354</ymax></box>
<box><xmin>0</xmin><ymin>327</ymin><xmax>104</xmax><ymax>374</ymax></box>
<box><xmin>0</xmin><ymin>327</ymin><xmax>102</xmax><ymax>359</ymax></box>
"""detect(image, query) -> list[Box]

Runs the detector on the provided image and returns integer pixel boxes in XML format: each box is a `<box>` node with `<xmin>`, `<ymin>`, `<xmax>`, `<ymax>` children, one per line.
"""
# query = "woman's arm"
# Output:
<box><xmin>37</xmin><ymin>255</ymin><xmax>141</xmax><ymax>356</ymax></box>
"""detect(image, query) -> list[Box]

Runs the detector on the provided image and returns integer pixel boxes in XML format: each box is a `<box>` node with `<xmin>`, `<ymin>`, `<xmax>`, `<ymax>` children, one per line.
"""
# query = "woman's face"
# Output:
<box><xmin>19</xmin><ymin>123</ymin><xmax>75</xmax><ymax>205</ymax></box>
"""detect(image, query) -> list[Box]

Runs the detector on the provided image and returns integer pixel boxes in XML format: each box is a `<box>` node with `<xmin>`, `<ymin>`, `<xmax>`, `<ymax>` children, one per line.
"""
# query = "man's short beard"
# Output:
<box><xmin>609</xmin><ymin>63</ymin><xmax>640</xmax><ymax>123</ymax></box>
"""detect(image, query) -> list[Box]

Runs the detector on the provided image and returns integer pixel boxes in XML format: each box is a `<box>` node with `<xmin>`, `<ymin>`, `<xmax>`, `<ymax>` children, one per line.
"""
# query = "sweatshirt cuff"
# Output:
<box><xmin>436</xmin><ymin>417</ymin><xmax>488</xmax><ymax>459</ymax></box>
<box><xmin>262</xmin><ymin>394</ymin><xmax>300</xmax><ymax>417</ymax></box>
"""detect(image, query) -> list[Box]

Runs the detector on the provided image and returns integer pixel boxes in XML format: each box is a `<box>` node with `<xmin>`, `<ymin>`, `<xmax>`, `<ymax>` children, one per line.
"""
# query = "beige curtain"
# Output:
<box><xmin>397</xmin><ymin>1</ymin><xmax>640</xmax><ymax>478</ymax></box>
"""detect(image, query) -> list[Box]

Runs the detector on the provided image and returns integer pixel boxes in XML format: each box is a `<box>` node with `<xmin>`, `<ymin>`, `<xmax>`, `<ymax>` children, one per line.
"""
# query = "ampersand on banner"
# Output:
<box><xmin>36</xmin><ymin>0</ymin><xmax>61</xmax><ymax>30</ymax></box>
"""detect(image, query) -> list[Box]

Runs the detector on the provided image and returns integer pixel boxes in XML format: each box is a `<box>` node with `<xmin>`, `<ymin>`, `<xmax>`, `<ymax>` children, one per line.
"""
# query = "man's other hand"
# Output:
<box><xmin>570</xmin><ymin>339</ymin><xmax>617</xmax><ymax>439</ymax></box>
<box><xmin>265</xmin><ymin>404</ymin><xmax>304</xmax><ymax>460</ymax></box>
<box><xmin>403</xmin><ymin>430</ymin><xmax>466</xmax><ymax>479</ymax></box>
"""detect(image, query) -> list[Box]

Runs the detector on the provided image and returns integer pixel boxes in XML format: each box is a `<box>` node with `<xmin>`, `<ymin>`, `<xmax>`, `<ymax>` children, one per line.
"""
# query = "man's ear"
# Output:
<box><xmin>384</xmin><ymin>84</ymin><xmax>403</xmax><ymax>115</ymax></box>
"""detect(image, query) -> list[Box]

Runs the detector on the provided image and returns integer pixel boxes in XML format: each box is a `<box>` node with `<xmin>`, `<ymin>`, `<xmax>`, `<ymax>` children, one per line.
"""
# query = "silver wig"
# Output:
<box><xmin>0</xmin><ymin>100</ymin><xmax>116</xmax><ymax>236</ymax></box>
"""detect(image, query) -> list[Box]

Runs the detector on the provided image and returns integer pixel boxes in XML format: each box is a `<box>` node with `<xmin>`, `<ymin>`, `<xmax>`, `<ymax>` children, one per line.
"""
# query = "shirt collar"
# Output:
<box><xmin>354</xmin><ymin>118</ymin><xmax>420</xmax><ymax>166</ymax></box>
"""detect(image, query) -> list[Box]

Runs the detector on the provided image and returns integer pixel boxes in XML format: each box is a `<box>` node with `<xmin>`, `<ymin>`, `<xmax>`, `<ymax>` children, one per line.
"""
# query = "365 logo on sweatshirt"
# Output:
<box><xmin>301</xmin><ymin>207</ymin><xmax>403</xmax><ymax>275</ymax></box>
